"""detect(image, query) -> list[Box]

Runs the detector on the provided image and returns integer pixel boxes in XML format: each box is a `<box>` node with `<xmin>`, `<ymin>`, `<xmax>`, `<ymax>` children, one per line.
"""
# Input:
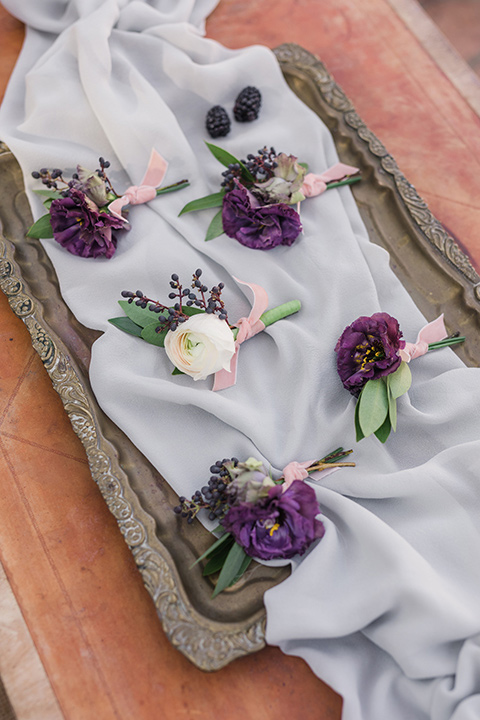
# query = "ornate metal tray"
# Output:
<box><xmin>1</xmin><ymin>44</ymin><xmax>479</xmax><ymax>672</ymax></box>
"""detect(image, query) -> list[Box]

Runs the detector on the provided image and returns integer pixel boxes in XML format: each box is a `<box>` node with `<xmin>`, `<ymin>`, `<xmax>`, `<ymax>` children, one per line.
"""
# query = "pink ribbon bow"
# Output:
<box><xmin>108</xmin><ymin>149</ymin><xmax>168</xmax><ymax>221</ymax></box>
<box><xmin>399</xmin><ymin>314</ymin><xmax>448</xmax><ymax>362</ymax></box>
<box><xmin>301</xmin><ymin>162</ymin><xmax>360</xmax><ymax>198</ymax></box>
<box><xmin>281</xmin><ymin>460</ymin><xmax>341</xmax><ymax>492</ymax></box>
<box><xmin>212</xmin><ymin>278</ymin><xmax>269</xmax><ymax>391</ymax></box>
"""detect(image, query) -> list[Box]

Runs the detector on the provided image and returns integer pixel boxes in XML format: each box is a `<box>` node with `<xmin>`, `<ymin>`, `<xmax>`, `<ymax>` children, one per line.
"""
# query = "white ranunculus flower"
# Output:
<box><xmin>164</xmin><ymin>313</ymin><xmax>236</xmax><ymax>381</ymax></box>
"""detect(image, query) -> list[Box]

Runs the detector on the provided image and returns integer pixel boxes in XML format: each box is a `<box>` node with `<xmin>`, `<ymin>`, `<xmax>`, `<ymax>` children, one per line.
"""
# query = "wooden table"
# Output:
<box><xmin>1</xmin><ymin>1</ymin><xmax>479</xmax><ymax>718</ymax></box>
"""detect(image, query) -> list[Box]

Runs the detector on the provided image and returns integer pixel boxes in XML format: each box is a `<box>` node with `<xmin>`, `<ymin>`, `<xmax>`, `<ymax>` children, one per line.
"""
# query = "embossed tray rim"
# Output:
<box><xmin>1</xmin><ymin>43</ymin><xmax>479</xmax><ymax>672</ymax></box>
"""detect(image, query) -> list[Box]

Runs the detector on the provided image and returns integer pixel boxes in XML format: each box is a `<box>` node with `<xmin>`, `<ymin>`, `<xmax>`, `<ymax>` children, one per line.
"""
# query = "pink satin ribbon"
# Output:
<box><xmin>108</xmin><ymin>149</ymin><xmax>168</xmax><ymax>221</ymax></box>
<box><xmin>399</xmin><ymin>314</ymin><xmax>448</xmax><ymax>362</ymax></box>
<box><xmin>301</xmin><ymin>162</ymin><xmax>360</xmax><ymax>198</ymax></box>
<box><xmin>281</xmin><ymin>460</ymin><xmax>340</xmax><ymax>492</ymax></box>
<box><xmin>212</xmin><ymin>278</ymin><xmax>269</xmax><ymax>391</ymax></box>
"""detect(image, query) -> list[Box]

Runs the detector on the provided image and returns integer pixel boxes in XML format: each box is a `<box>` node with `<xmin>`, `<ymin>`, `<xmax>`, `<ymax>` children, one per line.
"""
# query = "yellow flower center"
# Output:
<box><xmin>268</xmin><ymin>523</ymin><xmax>280</xmax><ymax>537</ymax></box>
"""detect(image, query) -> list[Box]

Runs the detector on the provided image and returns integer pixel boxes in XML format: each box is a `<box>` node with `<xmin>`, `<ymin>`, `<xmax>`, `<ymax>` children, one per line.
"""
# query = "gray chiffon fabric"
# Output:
<box><xmin>1</xmin><ymin>2</ymin><xmax>480</xmax><ymax>718</ymax></box>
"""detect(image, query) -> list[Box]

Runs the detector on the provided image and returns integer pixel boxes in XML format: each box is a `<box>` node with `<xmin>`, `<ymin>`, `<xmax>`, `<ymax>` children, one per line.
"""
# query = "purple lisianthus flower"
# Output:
<box><xmin>221</xmin><ymin>181</ymin><xmax>302</xmax><ymax>250</ymax></box>
<box><xmin>49</xmin><ymin>188</ymin><xmax>125</xmax><ymax>258</ymax></box>
<box><xmin>221</xmin><ymin>480</ymin><xmax>325</xmax><ymax>561</ymax></box>
<box><xmin>335</xmin><ymin>312</ymin><xmax>406</xmax><ymax>396</ymax></box>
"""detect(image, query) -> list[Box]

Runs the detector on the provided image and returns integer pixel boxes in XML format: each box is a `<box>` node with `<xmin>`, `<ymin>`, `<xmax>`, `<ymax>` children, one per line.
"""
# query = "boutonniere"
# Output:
<box><xmin>27</xmin><ymin>150</ymin><xmax>189</xmax><ymax>259</ymax></box>
<box><xmin>109</xmin><ymin>269</ymin><xmax>301</xmax><ymax>390</ymax></box>
<box><xmin>175</xmin><ymin>448</ymin><xmax>355</xmax><ymax>597</ymax></box>
<box><xmin>335</xmin><ymin>313</ymin><xmax>465</xmax><ymax>442</ymax></box>
<box><xmin>179</xmin><ymin>143</ymin><xmax>360</xmax><ymax>250</ymax></box>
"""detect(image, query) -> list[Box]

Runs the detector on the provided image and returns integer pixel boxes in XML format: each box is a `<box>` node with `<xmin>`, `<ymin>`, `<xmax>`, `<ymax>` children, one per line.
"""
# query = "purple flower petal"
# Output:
<box><xmin>221</xmin><ymin>181</ymin><xmax>302</xmax><ymax>250</ymax></box>
<box><xmin>222</xmin><ymin>480</ymin><xmax>324</xmax><ymax>560</ymax></box>
<box><xmin>49</xmin><ymin>188</ymin><xmax>125</xmax><ymax>259</ymax></box>
<box><xmin>335</xmin><ymin>312</ymin><xmax>406</xmax><ymax>396</ymax></box>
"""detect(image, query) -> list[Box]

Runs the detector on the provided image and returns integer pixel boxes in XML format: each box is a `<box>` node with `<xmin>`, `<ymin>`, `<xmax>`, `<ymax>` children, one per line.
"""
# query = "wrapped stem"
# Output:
<box><xmin>260</xmin><ymin>300</ymin><xmax>301</xmax><ymax>328</ymax></box>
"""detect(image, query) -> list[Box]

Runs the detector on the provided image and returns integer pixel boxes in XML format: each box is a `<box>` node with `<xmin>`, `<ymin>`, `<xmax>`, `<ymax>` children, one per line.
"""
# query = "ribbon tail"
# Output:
<box><xmin>319</xmin><ymin>162</ymin><xmax>360</xmax><ymax>184</ymax></box>
<box><xmin>233</xmin><ymin>277</ymin><xmax>269</xmax><ymax>329</ymax></box>
<box><xmin>141</xmin><ymin>148</ymin><xmax>169</xmax><ymax>187</ymax></box>
<box><xmin>212</xmin><ymin>350</ymin><xmax>239</xmax><ymax>391</ymax></box>
<box><xmin>108</xmin><ymin>196</ymin><xmax>130</xmax><ymax>222</ymax></box>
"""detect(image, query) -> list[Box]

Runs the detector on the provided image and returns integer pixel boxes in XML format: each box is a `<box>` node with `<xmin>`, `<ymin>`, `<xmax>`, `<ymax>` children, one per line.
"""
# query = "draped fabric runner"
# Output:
<box><xmin>1</xmin><ymin>3</ymin><xmax>480</xmax><ymax>719</ymax></box>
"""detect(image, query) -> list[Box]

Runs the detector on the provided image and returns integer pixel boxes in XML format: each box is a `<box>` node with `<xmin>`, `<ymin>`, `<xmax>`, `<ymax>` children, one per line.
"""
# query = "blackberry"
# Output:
<box><xmin>233</xmin><ymin>86</ymin><xmax>262</xmax><ymax>122</ymax></box>
<box><xmin>206</xmin><ymin>105</ymin><xmax>231</xmax><ymax>138</ymax></box>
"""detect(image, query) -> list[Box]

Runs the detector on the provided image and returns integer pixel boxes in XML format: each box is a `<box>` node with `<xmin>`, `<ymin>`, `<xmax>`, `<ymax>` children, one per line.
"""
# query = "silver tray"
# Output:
<box><xmin>1</xmin><ymin>43</ymin><xmax>479</xmax><ymax>672</ymax></box>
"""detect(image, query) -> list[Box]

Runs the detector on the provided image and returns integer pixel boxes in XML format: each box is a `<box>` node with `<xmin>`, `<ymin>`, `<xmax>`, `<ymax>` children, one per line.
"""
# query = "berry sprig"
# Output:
<box><xmin>31</xmin><ymin>157</ymin><xmax>118</xmax><ymax>199</ymax></box>
<box><xmin>220</xmin><ymin>146</ymin><xmax>279</xmax><ymax>191</ymax></box>
<box><xmin>174</xmin><ymin>457</ymin><xmax>239</xmax><ymax>523</ymax></box>
<box><xmin>120</xmin><ymin>269</ymin><xmax>230</xmax><ymax>334</ymax></box>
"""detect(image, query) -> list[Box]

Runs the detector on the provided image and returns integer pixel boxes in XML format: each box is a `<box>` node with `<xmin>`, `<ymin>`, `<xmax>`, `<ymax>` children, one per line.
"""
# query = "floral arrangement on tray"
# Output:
<box><xmin>335</xmin><ymin>312</ymin><xmax>465</xmax><ymax>442</ymax></box>
<box><xmin>179</xmin><ymin>143</ymin><xmax>360</xmax><ymax>250</ymax></box>
<box><xmin>27</xmin><ymin>150</ymin><xmax>189</xmax><ymax>258</ymax></box>
<box><xmin>175</xmin><ymin>448</ymin><xmax>355</xmax><ymax>597</ymax></box>
<box><xmin>109</xmin><ymin>269</ymin><xmax>301</xmax><ymax>390</ymax></box>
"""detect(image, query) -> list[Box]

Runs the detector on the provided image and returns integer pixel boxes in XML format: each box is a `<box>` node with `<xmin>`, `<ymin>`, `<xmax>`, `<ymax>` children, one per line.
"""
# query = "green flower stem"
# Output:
<box><xmin>155</xmin><ymin>179</ymin><xmax>190</xmax><ymax>196</ymax></box>
<box><xmin>260</xmin><ymin>300</ymin><xmax>301</xmax><ymax>328</ymax></box>
<box><xmin>231</xmin><ymin>300</ymin><xmax>301</xmax><ymax>341</ymax></box>
<box><xmin>326</xmin><ymin>176</ymin><xmax>361</xmax><ymax>190</ymax></box>
<box><xmin>428</xmin><ymin>336</ymin><xmax>465</xmax><ymax>351</ymax></box>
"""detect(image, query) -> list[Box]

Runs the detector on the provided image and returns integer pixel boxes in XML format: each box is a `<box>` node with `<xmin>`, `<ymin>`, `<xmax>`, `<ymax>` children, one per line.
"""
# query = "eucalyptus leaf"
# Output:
<box><xmin>190</xmin><ymin>531</ymin><xmax>232</xmax><ymax>568</ymax></box>
<box><xmin>354</xmin><ymin>396</ymin><xmax>365</xmax><ymax>442</ymax></box>
<box><xmin>202</xmin><ymin>536</ymin><xmax>236</xmax><ymax>576</ymax></box>
<box><xmin>374</xmin><ymin>414</ymin><xmax>392</xmax><ymax>443</ymax></box>
<box><xmin>119</xmin><ymin>299</ymin><xmax>166</xmax><ymax>328</ymax></box>
<box><xmin>26</xmin><ymin>213</ymin><xmax>54</xmax><ymax>239</ymax></box>
<box><xmin>182</xmin><ymin>306</ymin><xmax>205</xmax><ymax>317</ymax></box>
<box><xmin>227</xmin><ymin>554</ymin><xmax>253</xmax><ymax>588</ymax></box>
<box><xmin>358</xmin><ymin>378</ymin><xmax>389</xmax><ymax>437</ymax></box>
<box><xmin>387</xmin><ymin>362</ymin><xmax>412</xmax><ymax>399</ymax></box>
<box><xmin>141</xmin><ymin>322</ymin><xmax>167</xmax><ymax>347</ymax></box>
<box><xmin>205</xmin><ymin>209</ymin><xmax>224</xmax><ymax>242</ymax></box>
<box><xmin>388</xmin><ymin>385</ymin><xmax>398</xmax><ymax>432</ymax></box>
<box><xmin>205</xmin><ymin>142</ymin><xmax>255</xmax><ymax>182</ymax></box>
<box><xmin>108</xmin><ymin>316</ymin><xmax>143</xmax><ymax>338</ymax></box>
<box><xmin>212</xmin><ymin>541</ymin><xmax>248</xmax><ymax>598</ymax></box>
<box><xmin>33</xmin><ymin>189</ymin><xmax>63</xmax><ymax>200</ymax></box>
<box><xmin>178</xmin><ymin>191</ymin><xmax>225</xmax><ymax>216</ymax></box>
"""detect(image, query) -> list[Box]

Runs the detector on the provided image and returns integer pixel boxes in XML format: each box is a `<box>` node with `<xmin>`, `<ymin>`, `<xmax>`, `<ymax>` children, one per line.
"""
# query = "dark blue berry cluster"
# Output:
<box><xmin>31</xmin><ymin>157</ymin><xmax>115</xmax><ymax>198</ymax></box>
<box><xmin>220</xmin><ymin>146</ymin><xmax>279</xmax><ymax>191</ymax></box>
<box><xmin>121</xmin><ymin>269</ymin><xmax>229</xmax><ymax>334</ymax></box>
<box><xmin>173</xmin><ymin>457</ymin><xmax>239</xmax><ymax>523</ymax></box>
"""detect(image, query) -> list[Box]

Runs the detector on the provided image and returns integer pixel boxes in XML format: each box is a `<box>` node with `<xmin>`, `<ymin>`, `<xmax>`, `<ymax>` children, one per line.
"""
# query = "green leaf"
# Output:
<box><xmin>33</xmin><ymin>189</ymin><xmax>63</xmax><ymax>200</ymax></box>
<box><xmin>202</xmin><ymin>535</ymin><xmax>236</xmax><ymax>576</ymax></box>
<box><xmin>354</xmin><ymin>396</ymin><xmax>365</xmax><ymax>442</ymax></box>
<box><xmin>212</xmin><ymin>542</ymin><xmax>248</xmax><ymax>598</ymax></box>
<box><xmin>227</xmin><ymin>554</ymin><xmax>253</xmax><ymax>588</ymax></box>
<box><xmin>178</xmin><ymin>191</ymin><xmax>225</xmax><ymax>216</ymax></box>
<box><xmin>26</xmin><ymin>214</ymin><xmax>54</xmax><ymax>239</ymax></box>
<box><xmin>171</xmin><ymin>367</ymin><xmax>185</xmax><ymax>376</ymax></box>
<box><xmin>374</xmin><ymin>413</ymin><xmax>392</xmax><ymax>443</ymax></box>
<box><xmin>119</xmin><ymin>299</ymin><xmax>166</xmax><ymax>329</ymax></box>
<box><xmin>358</xmin><ymin>378</ymin><xmax>389</xmax><ymax>437</ymax></box>
<box><xmin>298</xmin><ymin>161</ymin><xmax>309</xmax><ymax>171</ymax></box>
<box><xmin>190</xmin><ymin>532</ymin><xmax>232</xmax><ymax>568</ymax></box>
<box><xmin>141</xmin><ymin>322</ymin><xmax>168</xmax><ymax>347</ymax></box>
<box><xmin>205</xmin><ymin>209</ymin><xmax>224</xmax><ymax>242</ymax></box>
<box><xmin>205</xmin><ymin>142</ymin><xmax>255</xmax><ymax>182</ymax></box>
<box><xmin>182</xmin><ymin>306</ymin><xmax>205</xmax><ymax>317</ymax></box>
<box><xmin>388</xmin><ymin>385</ymin><xmax>398</xmax><ymax>432</ymax></box>
<box><xmin>387</xmin><ymin>362</ymin><xmax>412</xmax><ymax>400</ymax></box>
<box><xmin>108</xmin><ymin>316</ymin><xmax>143</xmax><ymax>337</ymax></box>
